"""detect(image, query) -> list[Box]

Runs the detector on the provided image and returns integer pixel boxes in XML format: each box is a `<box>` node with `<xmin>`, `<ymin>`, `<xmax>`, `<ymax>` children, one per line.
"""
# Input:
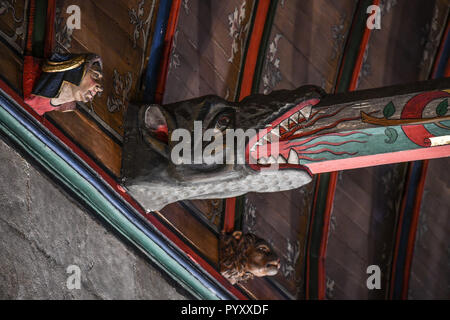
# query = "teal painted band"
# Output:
<box><xmin>0</xmin><ymin>95</ymin><xmax>221</xmax><ymax>300</ymax></box>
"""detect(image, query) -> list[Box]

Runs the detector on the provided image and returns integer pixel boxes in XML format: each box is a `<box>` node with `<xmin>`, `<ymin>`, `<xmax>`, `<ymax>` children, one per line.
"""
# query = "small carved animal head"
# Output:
<box><xmin>219</xmin><ymin>231</ymin><xmax>280</xmax><ymax>285</ymax></box>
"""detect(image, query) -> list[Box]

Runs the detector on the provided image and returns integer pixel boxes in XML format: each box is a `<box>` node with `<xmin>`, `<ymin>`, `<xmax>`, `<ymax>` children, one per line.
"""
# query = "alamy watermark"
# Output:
<box><xmin>66</xmin><ymin>264</ymin><xmax>81</xmax><ymax>290</ymax></box>
<box><xmin>169</xmin><ymin>121</ymin><xmax>281</xmax><ymax>168</ymax></box>
<box><xmin>66</xmin><ymin>5</ymin><xmax>81</xmax><ymax>30</ymax></box>
<box><xmin>366</xmin><ymin>265</ymin><xmax>381</xmax><ymax>290</ymax></box>
<box><xmin>366</xmin><ymin>5</ymin><xmax>381</xmax><ymax>30</ymax></box>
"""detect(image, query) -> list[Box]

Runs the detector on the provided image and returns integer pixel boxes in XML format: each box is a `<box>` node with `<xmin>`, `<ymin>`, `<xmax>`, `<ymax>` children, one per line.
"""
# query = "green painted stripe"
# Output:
<box><xmin>32</xmin><ymin>0</ymin><xmax>48</xmax><ymax>58</ymax></box>
<box><xmin>335</xmin><ymin>0</ymin><xmax>373</xmax><ymax>93</ymax></box>
<box><xmin>0</xmin><ymin>100</ymin><xmax>220</xmax><ymax>300</ymax></box>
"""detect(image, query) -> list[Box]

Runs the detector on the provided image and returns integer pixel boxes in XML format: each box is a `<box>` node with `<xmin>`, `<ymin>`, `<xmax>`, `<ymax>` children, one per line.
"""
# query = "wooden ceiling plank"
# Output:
<box><xmin>305</xmin><ymin>0</ymin><xmax>379</xmax><ymax>300</ymax></box>
<box><xmin>389</xmin><ymin>14</ymin><xmax>450</xmax><ymax>299</ymax></box>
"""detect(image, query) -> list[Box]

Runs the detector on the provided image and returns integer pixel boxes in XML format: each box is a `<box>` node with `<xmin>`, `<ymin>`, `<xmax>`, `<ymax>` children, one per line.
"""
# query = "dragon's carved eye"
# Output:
<box><xmin>215</xmin><ymin>115</ymin><xmax>231</xmax><ymax>131</ymax></box>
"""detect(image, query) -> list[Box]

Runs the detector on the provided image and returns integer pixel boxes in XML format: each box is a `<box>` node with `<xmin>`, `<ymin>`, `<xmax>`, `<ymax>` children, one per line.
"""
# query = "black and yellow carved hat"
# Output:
<box><xmin>32</xmin><ymin>53</ymin><xmax>102</xmax><ymax>98</ymax></box>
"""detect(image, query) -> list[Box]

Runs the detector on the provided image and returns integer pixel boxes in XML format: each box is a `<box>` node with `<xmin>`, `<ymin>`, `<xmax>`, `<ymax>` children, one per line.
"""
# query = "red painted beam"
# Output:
<box><xmin>238</xmin><ymin>0</ymin><xmax>271</xmax><ymax>101</ymax></box>
<box><xmin>305</xmin><ymin>146</ymin><xmax>450</xmax><ymax>174</ymax></box>
<box><xmin>155</xmin><ymin>0</ymin><xmax>182</xmax><ymax>104</ymax></box>
<box><xmin>44</xmin><ymin>0</ymin><xmax>56</xmax><ymax>57</ymax></box>
<box><xmin>316</xmin><ymin>172</ymin><xmax>338</xmax><ymax>300</ymax></box>
<box><xmin>223</xmin><ymin>197</ymin><xmax>236</xmax><ymax>234</ymax></box>
<box><xmin>25</xmin><ymin>0</ymin><xmax>35</xmax><ymax>55</ymax></box>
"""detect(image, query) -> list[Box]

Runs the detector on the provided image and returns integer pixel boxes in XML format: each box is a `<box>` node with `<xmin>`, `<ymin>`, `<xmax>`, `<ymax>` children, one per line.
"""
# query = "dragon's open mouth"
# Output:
<box><xmin>246</xmin><ymin>98</ymin><xmax>321</xmax><ymax>171</ymax></box>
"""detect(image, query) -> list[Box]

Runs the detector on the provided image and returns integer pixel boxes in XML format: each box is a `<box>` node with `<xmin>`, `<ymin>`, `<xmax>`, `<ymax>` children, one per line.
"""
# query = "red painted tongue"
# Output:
<box><xmin>152</xmin><ymin>124</ymin><xmax>169</xmax><ymax>143</ymax></box>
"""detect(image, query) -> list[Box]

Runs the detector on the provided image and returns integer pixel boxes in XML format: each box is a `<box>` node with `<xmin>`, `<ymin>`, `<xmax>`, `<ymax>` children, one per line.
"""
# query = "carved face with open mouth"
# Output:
<box><xmin>122</xmin><ymin>85</ymin><xmax>325</xmax><ymax>212</ymax></box>
<box><xmin>247</xmin><ymin>241</ymin><xmax>281</xmax><ymax>277</ymax></box>
<box><xmin>219</xmin><ymin>231</ymin><xmax>281</xmax><ymax>284</ymax></box>
<box><xmin>246</xmin><ymin>98</ymin><xmax>321</xmax><ymax>172</ymax></box>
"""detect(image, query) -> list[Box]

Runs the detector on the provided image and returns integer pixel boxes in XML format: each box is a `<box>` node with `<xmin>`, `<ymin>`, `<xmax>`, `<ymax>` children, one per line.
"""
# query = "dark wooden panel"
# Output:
<box><xmin>47</xmin><ymin>110</ymin><xmax>122</xmax><ymax>176</ymax></box>
<box><xmin>188</xmin><ymin>199</ymin><xmax>224</xmax><ymax>232</ymax></box>
<box><xmin>163</xmin><ymin>0</ymin><xmax>254</xmax><ymax>103</ymax></box>
<box><xmin>0</xmin><ymin>40</ymin><xmax>22</xmax><ymax>93</ymax></box>
<box><xmin>357</xmin><ymin>0</ymin><xmax>438</xmax><ymax>90</ymax></box>
<box><xmin>325</xmin><ymin>254</ymin><xmax>369</xmax><ymax>300</ymax></box>
<box><xmin>0</xmin><ymin>0</ymin><xmax>29</xmax><ymax>55</ymax></box>
<box><xmin>326</xmin><ymin>164</ymin><xmax>407</xmax><ymax>299</ymax></box>
<box><xmin>408</xmin><ymin>157</ymin><xmax>450</xmax><ymax>299</ymax></box>
<box><xmin>159</xmin><ymin>202</ymin><xmax>219</xmax><ymax>264</ymax></box>
<box><xmin>257</xmin><ymin>0</ymin><xmax>357</xmax><ymax>94</ymax></box>
<box><xmin>55</xmin><ymin>0</ymin><xmax>158</xmax><ymax>135</ymax></box>
<box><xmin>326</xmin><ymin>0</ymin><xmax>441</xmax><ymax>300</ymax></box>
<box><xmin>244</xmin><ymin>181</ymin><xmax>316</xmax><ymax>298</ymax></box>
<box><xmin>238</xmin><ymin>276</ymin><xmax>286</xmax><ymax>300</ymax></box>
<box><xmin>46</xmin><ymin>0</ymin><xmax>161</xmax><ymax>176</ymax></box>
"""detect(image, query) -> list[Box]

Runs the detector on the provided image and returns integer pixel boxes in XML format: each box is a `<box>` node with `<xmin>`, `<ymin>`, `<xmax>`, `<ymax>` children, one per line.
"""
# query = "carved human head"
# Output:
<box><xmin>70</xmin><ymin>54</ymin><xmax>104</xmax><ymax>103</ymax></box>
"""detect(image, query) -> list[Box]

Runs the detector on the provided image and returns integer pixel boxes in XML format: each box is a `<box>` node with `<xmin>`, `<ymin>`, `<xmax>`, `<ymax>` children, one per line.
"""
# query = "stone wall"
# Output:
<box><xmin>0</xmin><ymin>138</ymin><xmax>190</xmax><ymax>300</ymax></box>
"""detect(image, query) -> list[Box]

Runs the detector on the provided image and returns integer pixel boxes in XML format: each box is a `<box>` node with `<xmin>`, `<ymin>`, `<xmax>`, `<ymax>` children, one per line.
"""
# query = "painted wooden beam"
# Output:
<box><xmin>295</xmin><ymin>79</ymin><xmax>450</xmax><ymax>174</ymax></box>
<box><xmin>389</xmin><ymin>18</ymin><xmax>450</xmax><ymax>300</ymax></box>
<box><xmin>305</xmin><ymin>0</ymin><xmax>379</xmax><ymax>300</ymax></box>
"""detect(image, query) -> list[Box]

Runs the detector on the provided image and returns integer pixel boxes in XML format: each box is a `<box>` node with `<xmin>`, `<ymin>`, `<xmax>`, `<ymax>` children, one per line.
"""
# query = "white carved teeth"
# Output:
<box><xmin>277</xmin><ymin>155</ymin><xmax>287</xmax><ymax>164</ymax></box>
<box><xmin>263</xmin><ymin>134</ymin><xmax>271</xmax><ymax>143</ymax></box>
<box><xmin>271</xmin><ymin>126</ymin><xmax>280</xmax><ymax>137</ymax></box>
<box><xmin>280</xmin><ymin>119</ymin><xmax>289</xmax><ymax>131</ymax></box>
<box><xmin>267</xmin><ymin>156</ymin><xmax>277</xmax><ymax>164</ymax></box>
<box><xmin>289</xmin><ymin>113</ymin><xmax>298</xmax><ymax>125</ymax></box>
<box><xmin>287</xmin><ymin>149</ymin><xmax>299</xmax><ymax>164</ymax></box>
<box><xmin>250</xmin><ymin>144</ymin><xmax>257</xmax><ymax>152</ymax></box>
<box><xmin>258</xmin><ymin>157</ymin><xmax>268</xmax><ymax>164</ymax></box>
<box><xmin>299</xmin><ymin>105</ymin><xmax>312</xmax><ymax>120</ymax></box>
<box><xmin>258</xmin><ymin>156</ymin><xmax>286</xmax><ymax>165</ymax></box>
